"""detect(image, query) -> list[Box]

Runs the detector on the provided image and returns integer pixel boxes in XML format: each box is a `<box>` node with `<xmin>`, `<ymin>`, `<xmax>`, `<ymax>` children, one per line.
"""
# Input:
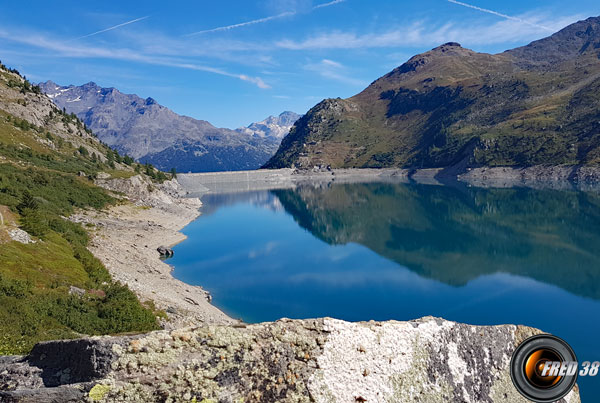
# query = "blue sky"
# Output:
<box><xmin>0</xmin><ymin>0</ymin><xmax>598</xmax><ymax>128</ymax></box>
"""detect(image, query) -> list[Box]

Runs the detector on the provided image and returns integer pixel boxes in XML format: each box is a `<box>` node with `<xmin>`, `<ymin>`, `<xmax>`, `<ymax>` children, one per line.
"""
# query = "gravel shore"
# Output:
<box><xmin>72</xmin><ymin>175</ymin><xmax>235</xmax><ymax>329</ymax></box>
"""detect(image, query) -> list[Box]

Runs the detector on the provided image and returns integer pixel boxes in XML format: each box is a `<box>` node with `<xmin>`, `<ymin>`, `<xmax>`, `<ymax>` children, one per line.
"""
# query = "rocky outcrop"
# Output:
<box><xmin>7</xmin><ymin>228</ymin><xmax>34</xmax><ymax>244</ymax></box>
<box><xmin>0</xmin><ymin>317</ymin><xmax>580</xmax><ymax>402</ymax></box>
<box><xmin>94</xmin><ymin>175</ymin><xmax>186</xmax><ymax>208</ymax></box>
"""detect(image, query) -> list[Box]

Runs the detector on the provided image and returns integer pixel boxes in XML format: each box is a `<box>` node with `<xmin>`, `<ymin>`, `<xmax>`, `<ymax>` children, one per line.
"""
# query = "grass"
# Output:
<box><xmin>107</xmin><ymin>169</ymin><xmax>137</xmax><ymax>179</ymax></box>
<box><xmin>0</xmin><ymin>232</ymin><xmax>89</xmax><ymax>287</ymax></box>
<box><xmin>0</xmin><ymin>167</ymin><xmax>161</xmax><ymax>354</ymax></box>
<box><xmin>0</xmin><ymin>165</ymin><xmax>161</xmax><ymax>354</ymax></box>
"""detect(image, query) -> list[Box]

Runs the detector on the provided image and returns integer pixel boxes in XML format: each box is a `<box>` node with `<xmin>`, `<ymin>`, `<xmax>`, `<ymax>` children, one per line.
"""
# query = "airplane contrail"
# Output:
<box><xmin>185</xmin><ymin>11</ymin><xmax>295</xmax><ymax>36</ymax></box>
<box><xmin>74</xmin><ymin>16</ymin><xmax>150</xmax><ymax>40</ymax></box>
<box><xmin>313</xmin><ymin>0</ymin><xmax>346</xmax><ymax>9</ymax></box>
<box><xmin>447</xmin><ymin>0</ymin><xmax>554</xmax><ymax>32</ymax></box>
<box><xmin>185</xmin><ymin>0</ymin><xmax>346</xmax><ymax>37</ymax></box>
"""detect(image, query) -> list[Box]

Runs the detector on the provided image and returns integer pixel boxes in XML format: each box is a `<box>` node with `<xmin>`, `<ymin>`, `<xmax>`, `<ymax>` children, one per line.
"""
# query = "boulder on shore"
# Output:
<box><xmin>156</xmin><ymin>245</ymin><xmax>174</xmax><ymax>257</ymax></box>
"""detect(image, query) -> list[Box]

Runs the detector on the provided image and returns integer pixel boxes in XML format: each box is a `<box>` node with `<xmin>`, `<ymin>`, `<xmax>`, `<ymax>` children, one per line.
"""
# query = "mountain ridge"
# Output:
<box><xmin>264</xmin><ymin>16</ymin><xmax>600</xmax><ymax>171</ymax></box>
<box><xmin>40</xmin><ymin>81</ymin><xmax>297</xmax><ymax>172</ymax></box>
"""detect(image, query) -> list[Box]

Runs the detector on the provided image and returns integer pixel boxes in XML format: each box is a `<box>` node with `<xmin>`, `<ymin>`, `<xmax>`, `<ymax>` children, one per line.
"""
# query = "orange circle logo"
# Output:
<box><xmin>510</xmin><ymin>334</ymin><xmax>578</xmax><ymax>403</ymax></box>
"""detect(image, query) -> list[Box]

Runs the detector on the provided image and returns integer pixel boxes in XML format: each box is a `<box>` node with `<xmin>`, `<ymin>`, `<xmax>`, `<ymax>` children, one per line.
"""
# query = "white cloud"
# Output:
<box><xmin>0</xmin><ymin>29</ymin><xmax>271</xmax><ymax>89</ymax></box>
<box><xmin>275</xmin><ymin>13</ymin><xmax>583</xmax><ymax>50</ymax></box>
<box><xmin>321</xmin><ymin>59</ymin><xmax>343</xmax><ymax>68</ymax></box>
<box><xmin>239</xmin><ymin>74</ymin><xmax>270</xmax><ymax>89</ymax></box>
<box><xmin>305</xmin><ymin>59</ymin><xmax>366</xmax><ymax>86</ymax></box>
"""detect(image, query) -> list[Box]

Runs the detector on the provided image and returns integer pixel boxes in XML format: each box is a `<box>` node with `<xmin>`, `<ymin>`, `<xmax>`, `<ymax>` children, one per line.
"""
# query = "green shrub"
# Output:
<box><xmin>19</xmin><ymin>208</ymin><xmax>49</xmax><ymax>238</ymax></box>
<box><xmin>16</xmin><ymin>190</ymin><xmax>38</xmax><ymax>213</ymax></box>
<box><xmin>72</xmin><ymin>245</ymin><xmax>112</xmax><ymax>286</ymax></box>
<box><xmin>0</xmin><ymin>274</ymin><xmax>32</xmax><ymax>298</ymax></box>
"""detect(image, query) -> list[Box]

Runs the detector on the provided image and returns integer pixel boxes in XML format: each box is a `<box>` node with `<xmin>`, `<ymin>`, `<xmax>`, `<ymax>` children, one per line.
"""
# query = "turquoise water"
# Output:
<box><xmin>171</xmin><ymin>182</ymin><xmax>600</xmax><ymax>400</ymax></box>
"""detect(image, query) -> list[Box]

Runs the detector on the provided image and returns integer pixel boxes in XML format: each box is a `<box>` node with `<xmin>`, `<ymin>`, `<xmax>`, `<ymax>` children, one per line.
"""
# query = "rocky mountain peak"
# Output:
<box><xmin>431</xmin><ymin>42</ymin><xmax>464</xmax><ymax>53</ymax></box>
<box><xmin>81</xmin><ymin>81</ymin><xmax>99</xmax><ymax>89</ymax></box>
<box><xmin>377</xmin><ymin>42</ymin><xmax>478</xmax><ymax>85</ymax></box>
<box><xmin>276</xmin><ymin>111</ymin><xmax>301</xmax><ymax>126</ymax></box>
<box><xmin>236</xmin><ymin>111</ymin><xmax>301</xmax><ymax>140</ymax></box>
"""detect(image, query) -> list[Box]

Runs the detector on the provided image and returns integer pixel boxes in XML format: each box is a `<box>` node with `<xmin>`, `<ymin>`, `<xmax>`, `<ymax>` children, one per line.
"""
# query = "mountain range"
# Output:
<box><xmin>39</xmin><ymin>81</ymin><xmax>299</xmax><ymax>172</ymax></box>
<box><xmin>265</xmin><ymin>16</ymin><xmax>600</xmax><ymax>170</ymax></box>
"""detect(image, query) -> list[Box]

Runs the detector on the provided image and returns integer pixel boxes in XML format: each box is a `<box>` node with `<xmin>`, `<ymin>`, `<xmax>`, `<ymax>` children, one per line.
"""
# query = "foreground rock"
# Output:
<box><xmin>0</xmin><ymin>317</ymin><xmax>580</xmax><ymax>402</ymax></box>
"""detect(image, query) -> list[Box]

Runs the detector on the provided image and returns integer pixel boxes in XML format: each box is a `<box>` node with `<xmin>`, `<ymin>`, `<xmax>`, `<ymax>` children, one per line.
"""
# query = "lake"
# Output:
<box><xmin>170</xmin><ymin>181</ymin><xmax>600</xmax><ymax>399</ymax></box>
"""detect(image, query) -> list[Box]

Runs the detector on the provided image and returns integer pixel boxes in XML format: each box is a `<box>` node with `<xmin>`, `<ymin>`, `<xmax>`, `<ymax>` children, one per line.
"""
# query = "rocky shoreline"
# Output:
<box><xmin>454</xmin><ymin>165</ymin><xmax>600</xmax><ymax>190</ymax></box>
<box><xmin>71</xmin><ymin>174</ymin><xmax>234</xmax><ymax>329</ymax></box>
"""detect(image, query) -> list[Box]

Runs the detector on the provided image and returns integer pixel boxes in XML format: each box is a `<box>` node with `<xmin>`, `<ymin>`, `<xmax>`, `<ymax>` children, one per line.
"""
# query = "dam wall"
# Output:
<box><xmin>177</xmin><ymin>169</ymin><xmax>295</xmax><ymax>194</ymax></box>
<box><xmin>177</xmin><ymin>168</ymin><xmax>412</xmax><ymax>195</ymax></box>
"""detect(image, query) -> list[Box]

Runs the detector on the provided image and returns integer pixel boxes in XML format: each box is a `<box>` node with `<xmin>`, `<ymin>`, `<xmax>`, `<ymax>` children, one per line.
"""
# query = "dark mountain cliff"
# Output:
<box><xmin>264</xmin><ymin>17</ymin><xmax>600</xmax><ymax>170</ymax></box>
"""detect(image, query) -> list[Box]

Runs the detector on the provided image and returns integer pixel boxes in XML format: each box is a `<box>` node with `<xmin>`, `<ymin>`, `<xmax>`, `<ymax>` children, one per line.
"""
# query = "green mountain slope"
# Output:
<box><xmin>0</xmin><ymin>62</ymin><xmax>161</xmax><ymax>354</ymax></box>
<box><xmin>264</xmin><ymin>17</ymin><xmax>600</xmax><ymax>170</ymax></box>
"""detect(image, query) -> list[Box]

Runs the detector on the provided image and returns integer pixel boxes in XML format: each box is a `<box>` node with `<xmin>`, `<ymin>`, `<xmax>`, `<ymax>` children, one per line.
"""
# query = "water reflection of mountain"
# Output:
<box><xmin>273</xmin><ymin>183</ymin><xmax>600</xmax><ymax>299</ymax></box>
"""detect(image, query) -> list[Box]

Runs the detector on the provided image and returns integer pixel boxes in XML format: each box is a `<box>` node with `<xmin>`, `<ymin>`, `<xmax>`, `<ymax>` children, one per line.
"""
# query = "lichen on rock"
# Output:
<box><xmin>88</xmin><ymin>384</ymin><xmax>112</xmax><ymax>401</ymax></box>
<box><xmin>0</xmin><ymin>317</ymin><xmax>581</xmax><ymax>403</ymax></box>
